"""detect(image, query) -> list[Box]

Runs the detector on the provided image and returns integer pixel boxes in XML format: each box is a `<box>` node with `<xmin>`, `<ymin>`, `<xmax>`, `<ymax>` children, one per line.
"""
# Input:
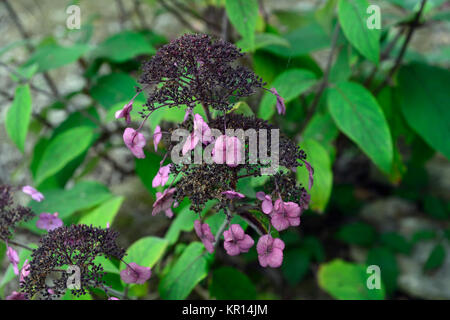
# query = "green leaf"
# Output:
<box><xmin>165</xmin><ymin>200</ymin><xmax>217</xmax><ymax>245</ymax></box>
<box><xmin>225</xmin><ymin>0</ymin><xmax>258</xmax><ymax>51</ymax></box>
<box><xmin>91</xmin><ymin>31</ymin><xmax>155</xmax><ymax>62</ymax></box>
<box><xmin>25</xmin><ymin>181</ymin><xmax>112</xmax><ymax>231</ymax></box>
<box><xmin>327</xmin><ymin>81</ymin><xmax>393</xmax><ymax>173</ymax></box>
<box><xmin>380</xmin><ymin>232</ymin><xmax>412</xmax><ymax>254</ymax></box>
<box><xmin>120</xmin><ymin>237</ymin><xmax>168</xmax><ymax>272</ymax></box>
<box><xmin>229</xmin><ymin>101</ymin><xmax>254</xmax><ymax>116</ymax></box>
<box><xmin>210</xmin><ymin>267</ymin><xmax>256</xmax><ymax>299</ymax></box>
<box><xmin>258</xmin><ymin>69</ymin><xmax>317</xmax><ymax>119</ymax></box>
<box><xmin>336</xmin><ymin>222</ymin><xmax>377</xmax><ymax>247</ymax></box>
<box><xmin>318</xmin><ymin>259</ymin><xmax>385</xmax><ymax>299</ymax></box>
<box><xmin>281</xmin><ymin>248</ymin><xmax>311</xmax><ymax>285</ymax></box>
<box><xmin>78</xmin><ymin>196</ymin><xmax>124</xmax><ymax>228</ymax></box>
<box><xmin>24</xmin><ymin>43</ymin><xmax>90</xmax><ymax>72</ymax></box>
<box><xmin>236</xmin><ymin>33</ymin><xmax>290</xmax><ymax>52</ymax></box>
<box><xmin>297</xmin><ymin>139</ymin><xmax>333</xmax><ymax>212</ymax></box>
<box><xmin>366</xmin><ymin>247</ymin><xmax>399</xmax><ymax>295</ymax></box>
<box><xmin>398</xmin><ymin>63</ymin><xmax>450</xmax><ymax>159</ymax></box>
<box><xmin>90</xmin><ymin>73</ymin><xmax>138</xmax><ymax>110</ymax></box>
<box><xmin>159</xmin><ymin>242</ymin><xmax>210</xmax><ymax>300</ymax></box>
<box><xmin>424</xmin><ymin>244</ymin><xmax>446</xmax><ymax>271</ymax></box>
<box><xmin>264</xmin><ymin>23</ymin><xmax>331</xmax><ymax>57</ymax></box>
<box><xmin>338</xmin><ymin>0</ymin><xmax>380</xmax><ymax>64</ymax></box>
<box><xmin>34</xmin><ymin>127</ymin><xmax>94</xmax><ymax>185</ymax></box>
<box><xmin>5</xmin><ymin>84</ymin><xmax>32</xmax><ymax>152</ymax></box>
<box><xmin>302</xmin><ymin>112</ymin><xmax>339</xmax><ymax>159</ymax></box>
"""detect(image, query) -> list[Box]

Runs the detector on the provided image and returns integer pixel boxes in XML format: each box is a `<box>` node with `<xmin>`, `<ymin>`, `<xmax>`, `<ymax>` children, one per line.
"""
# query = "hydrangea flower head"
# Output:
<box><xmin>270</xmin><ymin>199</ymin><xmax>301</xmax><ymax>231</ymax></box>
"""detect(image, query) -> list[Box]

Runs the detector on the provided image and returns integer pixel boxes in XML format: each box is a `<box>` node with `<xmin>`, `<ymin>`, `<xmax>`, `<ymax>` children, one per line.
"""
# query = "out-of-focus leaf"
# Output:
<box><xmin>229</xmin><ymin>101</ymin><xmax>254</xmax><ymax>116</ymax></box>
<box><xmin>318</xmin><ymin>259</ymin><xmax>385</xmax><ymax>299</ymax></box>
<box><xmin>336</xmin><ymin>222</ymin><xmax>377</xmax><ymax>247</ymax></box>
<box><xmin>91</xmin><ymin>31</ymin><xmax>155</xmax><ymax>62</ymax></box>
<box><xmin>263</xmin><ymin>23</ymin><xmax>331</xmax><ymax>57</ymax></box>
<box><xmin>34</xmin><ymin>127</ymin><xmax>94</xmax><ymax>185</ymax></box>
<box><xmin>134</xmin><ymin>151</ymin><xmax>163</xmax><ymax>197</ymax></box>
<box><xmin>281</xmin><ymin>248</ymin><xmax>311</xmax><ymax>285</ymax></box>
<box><xmin>398</xmin><ymin>63</ymin><xmax>450</xmax><ymax>160</ymax></box>
<box><xmin>23</xmin><ymin>43</ymin><xmax>90</xmax><ymax>72</ymax></box>
<box><xmin>25</xmin><ymin>181</ymin><xmax>113</xmax><ymax>234</ymax></box>
<box><xmin>297</xmin><ymin>139</ymin><xmax>333</xmax><ymax>212</ymax></box>
<box><xmin>338</xmin><ymin>0</ymin><xmax>380</xmax><ymax>64</ymax></box>
<box><xmin>210</xmin><ymin>267</ymin><xmax>256</xmax><ymax>299</ymax></box>
<box><xmin>424</xmin><ymin>244</ymin><xmax>446</xmax><ymax>271</ymax></box>
<box><xmin>78</xmin><ymin>196</ymin><xmax>124</xmax><ymax>228</ymax></box>
<box><xmin>90</xmin><ymin>73</ymin><xmax>138</xmax><ymax>110</ymax></box>
<box><xmin>329</xmin><ymin>45</ymin><xmax>352</xmax><ymax>83</ymax></box>
<box><xmin>5</xmin><ymin>84</ymin><xmax>32</xmax><ymax>153</ymax></box>
<box><xmin>258</xmin><ymin>69</ymin><xmax>317</xmax><ymax>119</ymax></box>
<box><xmin>327</xmin><ymin>81</ymin><xmax>393</xmax><ymax>174</ymax></box>
<box><xmin>159</xmin><ymin>242</ymin><xmax>210</xmax><ymax>300</ymax></box>
<box><xmin>366</xmin><ymin>247</ymin><xmax>399</xmax><ymax>295</ymax></box>
<box><xmin>380</xmin><ymin>232</ymin><xmax>412</xmax><ymax>254</ymax></box>
<box><xmin>225</xmin><ymin>0</ymin><xmax>258</xmax><ymax>51</ymax></box>
<box><xmin>302</xmin><ymin>112</ymin><xmax>339</xmax><ymax>160</ymax></box>
<box><xmin>237</xmin><ymin>33</ymin><xmax>290</xmax><ymax>52</ymax></box>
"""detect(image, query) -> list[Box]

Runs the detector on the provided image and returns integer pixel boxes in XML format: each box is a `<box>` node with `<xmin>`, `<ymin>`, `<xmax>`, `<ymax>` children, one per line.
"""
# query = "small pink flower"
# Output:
<box><xmin>152</xmin><ymin>164</ymin><xmax>171</xmax><ymax>188</ymax></box>
<box><xmin>184</xmin><ymin>107</ymin><xmax>193</xmax><ymax>122</ymax></box>
<box><xmin>115</xmin><ymin>101</ymin><xmax>133</xmax><ymax>125</ymax></box>
<box><xmin>120</xmin><ymin>262</ymin><xmax>151</xmax><ymax>284</ymax></box>
<box><xmin>256</xmin><ymin>191</ymin><xmax>273</xmax><ymax>214</ymax></box>
<box><xmin>7</xmin><ymin>246</ymin><xmax>19</xmax><ymax>275</ymax></box>
<box><xmin>6</xmin><ymin>291</ymin><xmax>27</xmax><ymax>300</ymax></box>
<box><xmin>22</xmin><ymin>185</ymin><xmax>44</xmax><ymax>202</ymax></box>
<box><xmin>270</xmin><ymin>199</ymin><xmax>301</xmax><ymax>231</ymax></box>
<box><xmin>257</xmin><ymin>235</ymin><xmax>285</xmax><ymax>268</ymax></box>
<box><xmin>194</xmin><ymin>220</ymin><xmax>215</xmax><ymax>253</ymax></box>
<box><xmin>223</xmin><ymin>224</ymin><xmax>254</xmax><ymax>256</ymax></box>
<box><xmin>20</xmin><ymin>259</ymin><xmax>30</xmax><ymax>282</ymax></box>
<box><xmin>108</xmin><ymin>297</ymin><xmax>120</xmax><ymax>300</ymax></box>
<box><xmin>153</xmin><ymin>125</ymin><xmax>162</xmax><ymax>151</ymax></box>
<box><xmin>222</xmin><ymin>190</ymin><xmax>245</xmax><ymax>199</ymax></box>
<box><xmin>270</xmin><ymin>88</ymin><xmax>286</xmax><ymax>115</ymax></box>
<box><xmin>212</xmin><ymin>135</ymin><xmax>242</xmax><ymax>167</ymax></box>
<box><xmin>182</xmin><ymin>114</ymin><xmax>212</xmax><ymax>155</ymax></box>
<box><xmin>152</xmin><ymin>188</ymin><xmax>176</xmax><ymax>218</ymax></box>
<box><xmin>123</xmin><ymin>128</ymin><xmax>146</xmax><ymax>159</ymax></box>
<box><xmin>36</xmin><ymin>212</ymin><xmax>63</xmax><ymax>231</ymax></box>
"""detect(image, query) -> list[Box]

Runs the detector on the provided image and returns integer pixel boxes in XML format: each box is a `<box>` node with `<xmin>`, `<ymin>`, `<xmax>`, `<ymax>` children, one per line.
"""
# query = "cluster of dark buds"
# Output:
<box><xmin>2</xmin><ymin>185</ymin><xmax>153</xmax><ymax>300</ymax></box>
<box><xmin>115</xmin><ymin>33</ymin><xmax>314</xmax><ymax>269</ymax></box>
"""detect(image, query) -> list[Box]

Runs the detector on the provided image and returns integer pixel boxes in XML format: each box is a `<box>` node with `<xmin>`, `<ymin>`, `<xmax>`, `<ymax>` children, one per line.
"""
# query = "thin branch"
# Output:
<box><xmin>373</xmin><ymin>0</ymin><xmax>427</xmax><ymax>95</ymax></box>
<box><xmin>157</xmin><ymin>0</ymin><xmax>200</xmax><ymax>32</ymax></box>
<box><xmin>299</xmin><ymin>23</ymin><xmax>340</xmax><ymax>133</ymax></box>
<box><xmin>2</xmin><ymin>0</ymin><xmax>60</xmax><ymax>97</ymax></box>
<box><xmin>133</xmin><ymin>0</ymin><xmax>149</xmax><ymax>29</ymax></box>
<box><xmin>115</xmin><ymin>0</ymin><xmax>127</xmax><ymax>29</ymax></box>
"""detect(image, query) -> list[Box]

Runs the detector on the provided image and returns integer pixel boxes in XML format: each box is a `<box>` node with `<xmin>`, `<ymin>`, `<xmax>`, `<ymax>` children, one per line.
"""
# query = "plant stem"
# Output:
<box><xmin>373</xmin><ymin>0</ymin><xmax>427</xmax><ymax>95</ymax></box>
<box><xmin>299</xmin><ymin>23</ymin><xmax>340</xmax><ymax>134</ymax></box>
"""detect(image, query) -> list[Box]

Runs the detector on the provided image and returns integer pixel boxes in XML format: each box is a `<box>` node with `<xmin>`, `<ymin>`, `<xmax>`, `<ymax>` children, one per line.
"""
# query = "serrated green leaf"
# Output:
<box><xmin>159</xmin><ymin>242</ymin><xmax>210</xmax><ymax>300</ymax></box>
<box><xmin>225</xmin><ymin>0</ymin><xmax>258</xmax><ymax>51</ymax></box>
<box><xmin>258</xmin><ymin>69</ymin><xmax>317</xmax><ymax>119</ymax></box>
<box><xmin>34</xmin><ymin>127</ymin><xmax>94</xmax><ymax>185</ymax></box>
<box><xmin>327</xmin><ymin>81</ymin><xmax>393</xmax><ymax>173</ymax></box>
<box><xmin>338</xmin><ymin>0</ymin><xmax>380</xmax><ymax>64</ymax></box>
